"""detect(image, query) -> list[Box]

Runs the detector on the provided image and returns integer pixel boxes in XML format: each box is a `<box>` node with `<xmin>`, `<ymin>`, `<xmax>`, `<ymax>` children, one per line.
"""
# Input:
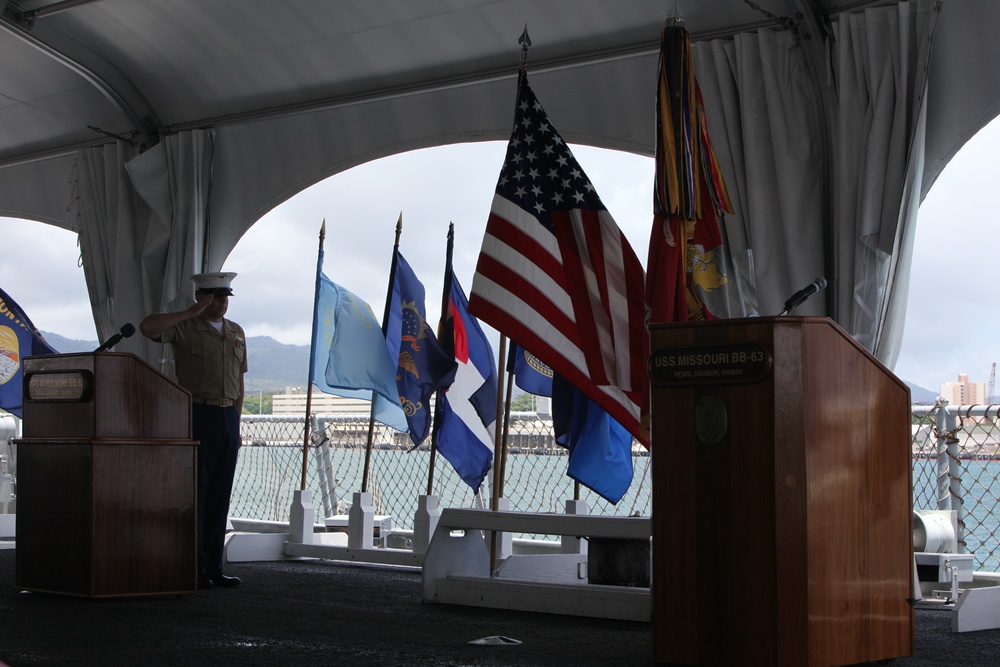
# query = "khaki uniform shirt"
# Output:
<box><xmin>160</xmin><ymin>317</ymin><xmax>248</xmax><ymax>401</ymax></box>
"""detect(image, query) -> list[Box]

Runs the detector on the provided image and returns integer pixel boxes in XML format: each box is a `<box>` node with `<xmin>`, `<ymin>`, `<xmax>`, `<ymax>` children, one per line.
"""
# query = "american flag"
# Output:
<box><xmin>468</xmin><ymin>68</ymin><xmax>648</xmax><ymax>445</ymax></box>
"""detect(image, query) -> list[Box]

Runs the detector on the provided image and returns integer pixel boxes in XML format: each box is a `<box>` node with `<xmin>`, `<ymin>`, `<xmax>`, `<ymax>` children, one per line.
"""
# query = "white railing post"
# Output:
<box><xmin>561</xmin><ymin>499</ymin><xmax>588</xmax><ymax>555</ymax></box>
<box><xmin>935</xmin><ymin>399</ymin><xmax>953</xmax><ymax>511</ymax></box>
<box><xmin>348</xmin><ymin>491</ymin><xmax>375</xmax><ymax>548</ymax></box>
<box><xmin>413</xmin><ymin>494</ymin><xmax>441</xmax><ymax>553</ymax></box>
<box><xmin>288</xmin><ymin>489</ymin><xmax>314</xmax><ymax>544</ymax></box>
<box><xmin>494</xmin><ymin>497</ymin><xmax>513</xmax><ymax>559</ymax></box>
<box><xmin>946</xmin><ymin>406</ymin><xmax>966</xmax><ymax>552</ymax></box>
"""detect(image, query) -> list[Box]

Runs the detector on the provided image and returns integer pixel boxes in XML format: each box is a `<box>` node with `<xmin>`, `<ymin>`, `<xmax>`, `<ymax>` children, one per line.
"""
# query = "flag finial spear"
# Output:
<box><xmin>519</xmin><ymin>25</ymin><xmax>530</xmax><ymax>68</ymax></box>
<box><xmin>666</xmin><ymin>0</ymin><xmax>683</xmax><ymax>26</ymax></box>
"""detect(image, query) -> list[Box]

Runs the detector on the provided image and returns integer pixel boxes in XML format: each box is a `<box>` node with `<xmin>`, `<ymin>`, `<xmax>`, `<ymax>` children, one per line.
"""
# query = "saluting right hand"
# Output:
<box><xmin>189</xmin><ymin>292</ymin><xmax>216</xmax><ymax>316</ymax></box>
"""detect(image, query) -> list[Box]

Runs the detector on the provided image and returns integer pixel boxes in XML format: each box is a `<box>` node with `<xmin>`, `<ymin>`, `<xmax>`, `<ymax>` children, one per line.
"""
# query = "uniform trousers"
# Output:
<box><xmin>192</xmin><ymin>403</ymin><xmax>241</xmax><ymax>578</ymax></box>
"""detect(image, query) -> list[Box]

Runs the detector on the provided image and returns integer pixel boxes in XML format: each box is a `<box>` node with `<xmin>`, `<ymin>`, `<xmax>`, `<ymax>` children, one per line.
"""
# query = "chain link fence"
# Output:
<box><xmin>912</xmin><ymin>402</ymin><xmax>1000</xmax><ymax>572</ymax></box>
<box><xmin>235</xmin><ymin>403</ymin><xmax>1000</xmax><ymax>571</ymax></box>
<box><xmin>234</xmin><ymin>413</ymin><xmax>650</xmax><ymax>539</ymax></box>
<box><xmin>5</xmin><ymin>404</ymin><xmax>995</xmax><ymax>567</ymax></box>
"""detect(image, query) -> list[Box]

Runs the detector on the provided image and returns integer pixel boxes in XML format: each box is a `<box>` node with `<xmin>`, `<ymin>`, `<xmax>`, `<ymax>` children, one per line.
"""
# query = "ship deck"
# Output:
<box><xmin>0</xmin><ymin>547</ymin><xmax>999</xmax><ymax>666</ymax></box>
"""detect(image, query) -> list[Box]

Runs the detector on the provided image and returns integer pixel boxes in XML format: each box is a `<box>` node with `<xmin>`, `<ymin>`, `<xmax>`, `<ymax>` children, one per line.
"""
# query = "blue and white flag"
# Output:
<box><xmin>385</xmin><ymin>252</ymin><xmax>457</xmax><ymax>445</ymax></box>
<box><xmin>435</xmin><ymin>270</ymin><xmax>498</xmax><ymax>491</ymax></box>
<box><xmin>313</xmin><ymin>274</ymin><xmax>407</xmax><ymax>431</ymax></box>
<box><xmin>0</xmin><ymin>287</ymin><xmax>58</xmax><ymax>418</ymax></box>
<box><xmin>552</xmin><ymin>375</ymin><xmax>634</xmax><ymax>504</ymax></box>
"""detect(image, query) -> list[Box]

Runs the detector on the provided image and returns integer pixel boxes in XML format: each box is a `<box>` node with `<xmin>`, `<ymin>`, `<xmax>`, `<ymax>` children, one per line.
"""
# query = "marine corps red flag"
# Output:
<box><xmin>647</xmin><ymin>24</ymin><xmax>734</xmax><ymax>323</ymax></box>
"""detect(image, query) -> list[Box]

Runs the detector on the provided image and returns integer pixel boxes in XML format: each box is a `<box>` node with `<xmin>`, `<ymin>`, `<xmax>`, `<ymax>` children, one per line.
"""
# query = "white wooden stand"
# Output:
<box><xmin>227</xmin><ymin>490</ymin><xmax>427</xmax><ymax>567</ymax></box>
<box><xmin>913</xmin><ymin>552</ymin><xmax>1000</xmax><ymax>632</ymax></box>
<box><xmin>422</xmin><ymin>508</ymin><xmax>651</xmax><ymax>622</ymax></box>
<box><xmin>0</xmin><ymin>513</ymin><xmax>14</xmax><ymax>540</ymax></box>
<box><xmin>413</xmin><ymin>494</ymin><xmax>441</xmax><ymax>554</ymax></box>
<box><xmin>952</xmin><ymin>586</ymin><xmax>1000</xmax><ymax>632</ymax></box>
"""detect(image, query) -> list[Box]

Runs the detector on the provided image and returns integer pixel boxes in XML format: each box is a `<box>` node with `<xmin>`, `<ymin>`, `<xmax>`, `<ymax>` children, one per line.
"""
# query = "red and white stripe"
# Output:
<box><xmin>471</xmin><ymin>194</ymin><xmax>648</xmax><ymax>444</ymax></box>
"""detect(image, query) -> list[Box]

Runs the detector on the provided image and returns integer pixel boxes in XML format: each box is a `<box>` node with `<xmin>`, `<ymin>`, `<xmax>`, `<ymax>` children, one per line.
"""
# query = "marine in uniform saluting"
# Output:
<box><xmin>140</xmin><ymin>272</ymin><xmax>248</xmax><ymax>589</ymax></box>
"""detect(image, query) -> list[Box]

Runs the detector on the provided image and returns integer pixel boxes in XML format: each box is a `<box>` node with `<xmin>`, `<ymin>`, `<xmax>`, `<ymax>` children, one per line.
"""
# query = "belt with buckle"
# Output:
<box><xmin>192</xmin><ymin>397</ymin><xmax>235</xmax><ymax>407</ymax></box>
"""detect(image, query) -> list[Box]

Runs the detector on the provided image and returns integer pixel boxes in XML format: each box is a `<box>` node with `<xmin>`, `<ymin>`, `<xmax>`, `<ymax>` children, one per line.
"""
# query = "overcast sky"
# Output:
<box><xmin>3</xmin><ymin>116</ymin><xmax>999</xmax><ymax>395</ymax></box>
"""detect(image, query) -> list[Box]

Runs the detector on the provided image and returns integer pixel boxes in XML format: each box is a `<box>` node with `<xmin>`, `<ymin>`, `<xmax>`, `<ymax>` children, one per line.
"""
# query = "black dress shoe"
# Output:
<box><xmin>210</xmin><ymin>574</ymin><xmax>242</xmax><ymax>587</ymax></box>
<box><xmin>198</xmin><ymin>575</ymin><xmax>214</xmax><ymax>590</ymax></box>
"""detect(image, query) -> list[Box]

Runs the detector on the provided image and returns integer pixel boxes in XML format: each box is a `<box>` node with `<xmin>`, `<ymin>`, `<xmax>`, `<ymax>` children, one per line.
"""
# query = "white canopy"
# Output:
<box><xmin>0</xmin><ymin>0</ymin><xmax>996</xmax><ymax>369</ymax></box>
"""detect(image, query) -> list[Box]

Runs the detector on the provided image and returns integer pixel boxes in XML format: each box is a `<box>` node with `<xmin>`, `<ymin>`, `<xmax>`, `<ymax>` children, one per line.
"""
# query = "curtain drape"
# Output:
<box><xmin>122</xmin><ymin>130</ymin><xmax>216</xmax><ymax>374</ymax></box>
<box><xmin>693</xmin><ymin>0</ymin><xmax>939</xmax><ymax>366</ymax></box>
<box><xmin>75</xmin><ymin>140</ymin><xmax>164</xmax><ymax>364</ymax></box>
<box><xmin>832</xmin><ymin>2</ymin><xmax>938</xmax><ymax>366</ymax></box>
<box><xmin>74</xmin><ymin>130</ymin><xmax>216</xmax><ymax>371</ymax></box>
<box><xmin>694</xmin><ymin>29</ymin><xmax>826</xmax><ymax>320</ymax></box>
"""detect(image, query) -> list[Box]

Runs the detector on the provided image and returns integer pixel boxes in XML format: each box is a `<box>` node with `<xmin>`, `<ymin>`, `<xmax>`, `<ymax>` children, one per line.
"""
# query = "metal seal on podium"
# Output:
<box><xmin>695</xmin><ymin>395</ymin><xmax>727</xmax><ymax>446</ymax></box>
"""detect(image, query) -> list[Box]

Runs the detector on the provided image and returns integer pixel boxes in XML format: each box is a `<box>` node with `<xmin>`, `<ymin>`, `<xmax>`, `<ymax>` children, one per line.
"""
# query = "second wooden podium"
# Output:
<box><xmin>15</xmin><ymin>352</ymin><xmax>198</xmax><ymax>598</ymax></box>
<box><xmin>648</xmin><ymin>317</ymin><xmax>913</xmax><ymax>667</ymax></box>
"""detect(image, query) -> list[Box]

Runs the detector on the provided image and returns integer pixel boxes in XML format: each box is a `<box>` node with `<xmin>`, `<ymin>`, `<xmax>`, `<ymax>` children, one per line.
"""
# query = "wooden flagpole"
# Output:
<box><xmin>300</xmin><ymin>221</ymin><xmax>326</xmax><ymax>490</ymax></box>
<box><xmin>497</xmin><ymin>339</ymin><xmax>515</xmax><ymax>499</ymax></box>
<box><xmin>362</xmin><ymin>213</ymin><xmax>403</xmax><ymax>493</ymax></box>
<box><xmin>490</xmin><ymin>336</ymin><xmax>508</xmax><ymax>512</ymax></box>
<box><xmin>488</xmin><ymin>27</ymin><xmax>528</xmax><ymax>573</ymax></box>
<box><xmin>488</xmin><ymin>334</ymin><xmax>508</xmax><ymax>574</ymax></box>
<box><xmin>426</xmin><ymin>222</ymin><xmax>456</xmax><ymax>495</ymax></box>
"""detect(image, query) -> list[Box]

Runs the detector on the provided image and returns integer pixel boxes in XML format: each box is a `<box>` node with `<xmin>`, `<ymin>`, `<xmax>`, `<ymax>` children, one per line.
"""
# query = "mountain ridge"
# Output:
<box><xmin>41</xmin><ymin>332</ymin><xmax>308</xmax><ymax>393</ymax></box>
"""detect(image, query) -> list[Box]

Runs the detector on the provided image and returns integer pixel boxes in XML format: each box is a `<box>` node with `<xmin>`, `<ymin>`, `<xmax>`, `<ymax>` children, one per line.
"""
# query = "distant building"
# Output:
<box><xmin>940</xmin><ymin>374</ymin><xmax>987</xmax><ymax>406</ymax></box>
<box><xmin>272</xmin><ymin>386</ymin><xmax>375</xmax><ymax>416</ymax></box>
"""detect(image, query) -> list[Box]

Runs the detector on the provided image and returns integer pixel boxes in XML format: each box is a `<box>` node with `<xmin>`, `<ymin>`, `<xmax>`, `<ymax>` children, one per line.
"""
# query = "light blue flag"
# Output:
<box><xmin>312</xmin><ymin>273</ymin><xmax>407</xmax><ymax>431</ymax></box>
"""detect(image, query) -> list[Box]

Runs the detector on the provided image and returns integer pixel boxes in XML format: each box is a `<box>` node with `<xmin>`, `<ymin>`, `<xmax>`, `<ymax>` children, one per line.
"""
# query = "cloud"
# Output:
<box><xmin>895</xmin><ymin>115</ymin><xmax>1000</xmax><ymax>394</ymax></box>
<box><xmin>0</xmin><ymin>221</ymin><xmax>96</xmax><ymax>343</ymax></box>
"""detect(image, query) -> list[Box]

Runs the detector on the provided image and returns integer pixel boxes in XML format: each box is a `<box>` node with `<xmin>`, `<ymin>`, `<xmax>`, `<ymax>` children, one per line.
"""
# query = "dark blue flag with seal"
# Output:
<box><xmin>384</xmin><ymin>252</ymin><xmax>457</xmax><ymax>446</ymax></box>
<box><xmin>506</xmin><ymin>342</ymin><xmax>553</xmax><ymax>397</ymax></box>
<box><xmin>0</xmin><ymin>287</ymin><xmax>59</xmax><ymax>418</ymax></box>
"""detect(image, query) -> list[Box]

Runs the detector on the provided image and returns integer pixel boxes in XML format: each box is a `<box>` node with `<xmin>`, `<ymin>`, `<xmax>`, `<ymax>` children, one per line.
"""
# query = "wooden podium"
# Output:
<box><xmin>648</xmin><ymin>317</ymin><xmax>913</xmax><ymax>667</ymax></box>
<box><xmin>15</xmin><ymin>352</ymin><xmax>198</xmax><ymax>598</ymax></box>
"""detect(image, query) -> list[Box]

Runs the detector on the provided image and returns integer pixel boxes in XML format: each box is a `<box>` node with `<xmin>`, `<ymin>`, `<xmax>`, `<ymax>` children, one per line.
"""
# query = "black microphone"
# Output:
<box><xmin>779</xmin><ymin>277</ymin><xmax>828</xmax><ymax>316</ymax></box>
<box><xmin>95</xmin><ymin>323</ymin><xmax>136</xmax><ymax>352</ymax></box>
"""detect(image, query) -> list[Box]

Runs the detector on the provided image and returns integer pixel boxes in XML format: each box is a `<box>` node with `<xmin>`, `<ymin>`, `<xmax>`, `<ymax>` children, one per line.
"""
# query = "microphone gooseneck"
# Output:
<box><xmin>94</xmin><ymin>322</ymin><xmax>136</xmax><ymax>352</ymax></box>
